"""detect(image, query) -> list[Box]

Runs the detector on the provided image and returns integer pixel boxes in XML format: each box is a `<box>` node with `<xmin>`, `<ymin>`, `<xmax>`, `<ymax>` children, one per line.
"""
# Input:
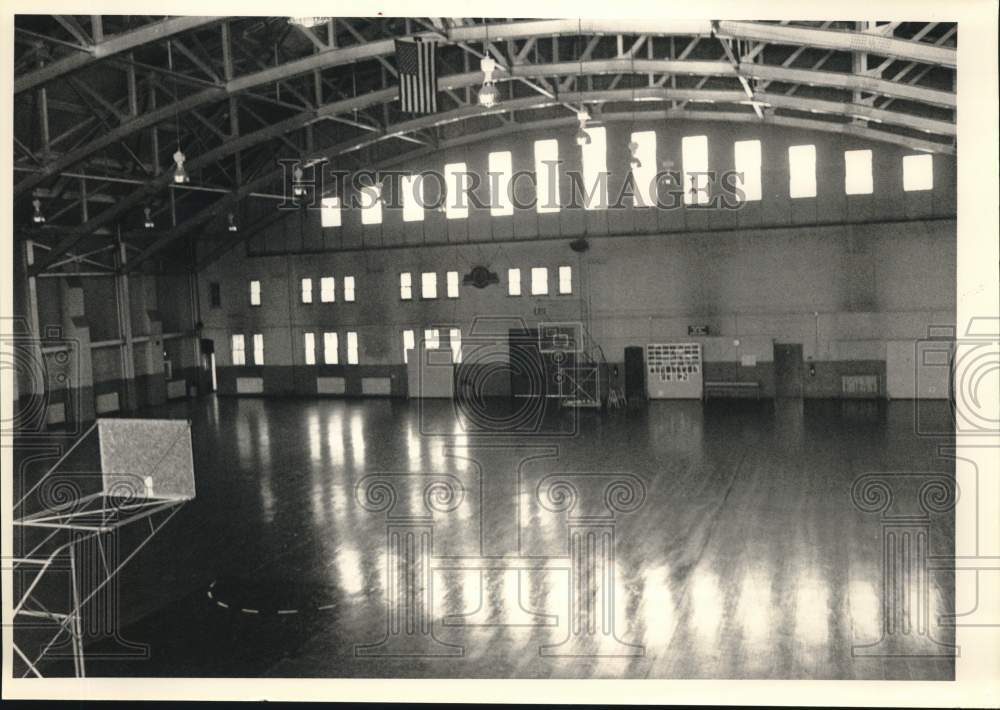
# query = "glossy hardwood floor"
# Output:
<box><xmin>15</xmin><ymin>396</ymin><xmax>955</xmax><ymax>679</ymax></box>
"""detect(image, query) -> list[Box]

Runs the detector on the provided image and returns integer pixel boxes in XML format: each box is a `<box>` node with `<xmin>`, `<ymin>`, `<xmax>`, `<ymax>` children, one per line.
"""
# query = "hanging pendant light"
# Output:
<box><xmin>573</xmin><ymin>21</ymin><xmax>591</xmax><ymax>146</ymax></box>
<box><xmin>478</xmin><ymin>56</ymin><xmax>499</xmax><ymax>108</ymax></box>
<box><xmin>227</xmin><ymin>212</ymin><xmax>238</xmax><ymax>232</ymax></box>
<box><xmin>31</xmin><ymin>198</ymin><xmax>45</xmax><ymax>224</ymax></box>
<box><xmin>477</xmin><ymin>21</ymin><xmax>500</xmax><ymax>109</ymax></box>
<box><xmin>575</xmin><ymin>110</ymin><xmax>592</xmax><ymax>146</ymax></box>
<box><xmin>143</xmin><ymin>206</ymin><xmax>155</xmax><ymax>229</ymax></box>
<box><xmin>172</xmin><ymin>149</ymin><xmax>189</xmax><ymax>184</ymax></box>
<box><xmin>168</xmin><ymin>42</ymin><xmax>190</xmax><ymax>185</ymax></box>
<box><xmin>628</xmin><ymin>140</ymin><xmax>642</xmax><ymax>168</ymax></box>
<box><xmin>292</xmin><ymin>165</ymin><xmax>306</xmax><ymax>197</ymax></box>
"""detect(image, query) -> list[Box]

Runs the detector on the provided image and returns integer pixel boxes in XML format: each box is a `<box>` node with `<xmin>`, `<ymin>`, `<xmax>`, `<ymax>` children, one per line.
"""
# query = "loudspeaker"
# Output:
<box><xmin>624</xmin><ymin>346</ymin><xmax>646</xmax><ymax>402</ymax></box>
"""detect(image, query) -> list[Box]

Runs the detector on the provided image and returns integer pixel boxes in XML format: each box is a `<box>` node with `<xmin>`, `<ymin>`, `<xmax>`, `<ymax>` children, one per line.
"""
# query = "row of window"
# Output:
<box><xmin>248</xmin><ymin>266</ymin><xmax>574</xmax><ymax>307</ymax></box>
<box><xmin>230</xmin><ymin>329</ymin><xmax>460</xmax><ymax>368</ymax></box>
<box><xmin>316</xmin><ymin>136</ymin><xmax>936</xmax><ymax>225</ymax></box>
<box><xmin>400</xmin><ymin>266</ymin><xmax>573</xmax><ymax>300</ymax></box>
<box><xmin>245</xmin><ymin>277</ymin><xmax>357</xmax><ymax>307</ymax></box>
<box><xmin>231</xmin><ymin>331</ymin><xmax>360</xmax><ymax>366</ymax></box>
<box><xmin>303</xmin><ymin>331</ymin><xmax>359</xmax><ymax>365</ymax></box>
<box><xmin>400</xmin><ymin>271</ymin><xmax>461</xmax><ymax>300</ymax></box>
<box><xmin>301</xmin><ymin>276</ymin><xmax>355</xmax><ymax>304</ymax></box>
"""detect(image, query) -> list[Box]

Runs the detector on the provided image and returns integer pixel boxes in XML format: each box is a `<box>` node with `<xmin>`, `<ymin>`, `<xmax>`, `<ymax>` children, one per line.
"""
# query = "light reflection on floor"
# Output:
<box><xmin>17</xmin><ymin>396</ymin><xmax>956</xmax><ymax>679</ymax></box>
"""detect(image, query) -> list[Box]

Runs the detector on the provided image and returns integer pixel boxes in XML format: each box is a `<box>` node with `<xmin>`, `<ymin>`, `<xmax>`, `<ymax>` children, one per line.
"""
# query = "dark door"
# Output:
<box><xmin>773</xmin><ymin>343</ymin><xmax>804</xmax><ymax>398</ymax></box>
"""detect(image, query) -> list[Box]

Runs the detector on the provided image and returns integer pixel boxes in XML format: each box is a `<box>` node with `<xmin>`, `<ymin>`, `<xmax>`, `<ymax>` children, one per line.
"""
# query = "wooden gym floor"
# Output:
<box><xmin>15</xmin><ymin>396</ymin><xmax>956</xmax><ymax>679</ymax></box>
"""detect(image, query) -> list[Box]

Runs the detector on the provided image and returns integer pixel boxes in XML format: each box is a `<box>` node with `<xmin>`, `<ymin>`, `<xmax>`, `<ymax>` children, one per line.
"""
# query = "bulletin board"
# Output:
<box><xmin>645</xmin><ymin>343</ymin><xmax>703</xmax><ymax>399</ymax></box>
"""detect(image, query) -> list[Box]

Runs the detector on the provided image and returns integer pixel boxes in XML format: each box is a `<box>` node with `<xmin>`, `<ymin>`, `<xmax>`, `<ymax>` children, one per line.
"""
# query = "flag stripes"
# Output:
<box><xmin>396</xmin><ymin>38</ymin><xmax>438</xmax><ymax>114</ymax></box>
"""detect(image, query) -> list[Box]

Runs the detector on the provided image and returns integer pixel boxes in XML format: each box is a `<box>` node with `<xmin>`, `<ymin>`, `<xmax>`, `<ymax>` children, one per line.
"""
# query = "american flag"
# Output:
<box><xmin>395</xmin><ymin>38</ymin><xmax>438</xmax><ymax>114</ymax></box>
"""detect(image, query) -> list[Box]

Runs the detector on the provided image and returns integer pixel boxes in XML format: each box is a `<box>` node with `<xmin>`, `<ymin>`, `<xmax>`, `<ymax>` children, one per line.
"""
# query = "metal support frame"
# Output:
<box><xmin>14</xmin><ymin>17</ymin><xmax>956</xmax><ymax>275</ymax></box>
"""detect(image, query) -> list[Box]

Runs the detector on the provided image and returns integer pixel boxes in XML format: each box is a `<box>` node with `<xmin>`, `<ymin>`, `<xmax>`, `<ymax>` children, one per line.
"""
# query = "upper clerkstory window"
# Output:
<box><xmin>844</xmin><ymin>149</ymin><xmax>873</xmax><ymax>195</ymax></box>
<box><xmin>444</xmin><ymin>162</ymin><xmax>469</xmax><ymax>219</ymax></box>
<box><xmin>733</xmin><ymin>139</ymin><xmax>762</xmax><ymax>202</ymax></box>
<box><xmin>402</xmin><ymin>175</ymin><xmax>424</xmax><ymax>222</ymax></box>
<box><xmin>360</xmin><ymin>183</ymin><xmax>382</xmax><ymax>224</ymax></box>
<box><xmin>682</xmin><ymin>135</ymin><xmax>709</xmax><ymax>206</ymax></box>
<box><xmin>580</xmin><ymin>126</ymin><xmax>607</xmax><ymax>209</ymax></box>
<box><xmin>488</xmin><ymin>151</ymin><xmax>514</xmax><ymax>217</ymax></box>
<box><xmin>903</xmin><ymin>154</ymin><xmax>933</xmax><ymax>191</ymax></box>
<box><xmin>534</xmin><ymin>139</ymin><xmax>560</xmax><ymax>214</ymax></box>
<box><xmin>788</xmin><ymin>144</ymin><xmax>817</xmax><ymax>198</ymax></box>
<box><xmin>629</xmin><ymin>131</ymin><xmax>657</xmax><ymax>208</ymax></box>
<box><xmin>321</xmin><ymin>196</ymin><xmax>341</xmax><ymax>227</ymax></box>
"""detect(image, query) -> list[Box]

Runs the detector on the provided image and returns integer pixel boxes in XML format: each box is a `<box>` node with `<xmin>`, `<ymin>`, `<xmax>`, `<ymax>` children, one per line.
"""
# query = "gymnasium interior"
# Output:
<box><xmin>9</xmin><ymin>16</ymin><xmax>963</xmax><ymax>681</ymax></box>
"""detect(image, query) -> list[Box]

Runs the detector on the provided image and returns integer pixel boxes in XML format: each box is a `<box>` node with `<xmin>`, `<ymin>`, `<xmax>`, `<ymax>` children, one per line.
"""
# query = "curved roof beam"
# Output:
<box><xmin>714</xmin><ymin>21</ymin><xmax>955</xmax><ymax>68</ymax></box>
<box><xmin>15</xmin><ymin>16</ymin><xmax>226</xmax><ymax>94</ymax></box>
<box><xmin>15</xmin><ymin>55</ymin><xmax>954</xmax><ymax>198</ymax></box>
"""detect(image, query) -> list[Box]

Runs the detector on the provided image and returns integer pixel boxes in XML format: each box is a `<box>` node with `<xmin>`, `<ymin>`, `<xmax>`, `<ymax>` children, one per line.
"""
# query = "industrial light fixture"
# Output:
<box><xmin>477</xmin><ymin>20</ymin><xmax>500</xmax><ymax>109</ymax></box>
<box><xmin>575</xmin><ymin>110</ymin><xmax>592</xmax><ymax>146</ymax></box>
<box><xmin>288</xmin><ymin>17</ymin><xmax>331</xmax><ymax>28</ymax></box>
<box><xmin>168</xmin><ymin>42</ymin><xmax>190</xmax><ymax>185</ymax></box>
<box><xmin>172</xmin><ymin>149</ymin><xmax>189</xmax><ymax>184</ymax></box>
<box><xmin>292</xmin><ymin>165</ymin><xmax>306</xmax><ymax>197</ymax></box>
<box><xmin>227</xmin><ymin>212</ymin><xmax>238</xmax><ymax>232</ymax></box>
<box><xmin>143</xmin><ymin>206</ymin><xmax>155</xmax><ymax>229</ymax></box>
<box><xmin>628</xmin><ymin>140</ymin><xmax>642</xmax><ymax>168</ymax></box>
<box><xmin>478</xmin><ymin>56</ymin><xmax>499</xmax><ymax>108</ymax></box>
<box><xmin>31</xmin><ymin>198</ymin><xmax>45</xmax><ymax>224</ymax></box>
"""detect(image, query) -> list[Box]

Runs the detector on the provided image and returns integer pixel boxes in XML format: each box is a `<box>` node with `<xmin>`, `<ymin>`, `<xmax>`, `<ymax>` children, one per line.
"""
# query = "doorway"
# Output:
<box><xmin>773</xmin><ymin>343</ymin><xmax>804</xmax><ymax>398</ymax></box>
<box><xmin>200</xmin><ymin>338</ymin><xmax>217</xmax><ymax>394</ymax></box>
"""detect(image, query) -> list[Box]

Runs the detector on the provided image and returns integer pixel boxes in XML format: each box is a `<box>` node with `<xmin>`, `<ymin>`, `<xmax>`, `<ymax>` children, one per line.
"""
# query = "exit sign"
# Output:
<box><xmin>688</xmin><ymin>325</ymin><xmax>710</xmax><ymax>336</ymax></box>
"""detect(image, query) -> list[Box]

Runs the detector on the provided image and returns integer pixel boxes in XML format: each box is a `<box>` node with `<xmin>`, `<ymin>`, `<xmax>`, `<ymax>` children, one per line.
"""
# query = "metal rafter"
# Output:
<box><xmin>15</xmin><ymin>16</ymin><xmax>226</xmax><ymax>93</ymax></box>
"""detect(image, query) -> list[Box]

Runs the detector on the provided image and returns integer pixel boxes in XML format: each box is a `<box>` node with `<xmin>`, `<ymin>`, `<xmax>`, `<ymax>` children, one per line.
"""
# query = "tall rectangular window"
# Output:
<box><xmin>402</xmin><ymin>329</ymin><xmax>415</xmax><ymax>364</ymax></box>
<box><xmin>682</xmin><ymin>135</ymin><xmax>710</xmax><ymax>205</ymax></box>
<box><xmin>531</xmin><ymin>267</ymin><xmax>548</xmax><ymax>296</ymax></box>
<box><xmin>733</xmin><ymin>139</ymin><xmax>762</xmax><ymax>202</ymax></box>
<box><xmin>630</xmin><ymin>130</ymin><xmax>657</xmax><ymax>207</ymax></box>
<box><xmin>449</xmin><ymin>328</ymin><xmax>462</xmax><ymax>364</ymax></box>
<box><xmin>323</xmin><ymin>332</ymin><xmax>339</xmax><ymax>365</ymax></box>
<box><xmin>558</xmin><ymin>265</ymin><xmax>573</xmax><ymax>295</ymax></box>
<box><xmin>903</xmin><ymin>154</ymin><xmax>933</xmax><ymax>191</ymax></box>
<box><xmin>446</xmin><ymin>271</ymin><xmax>459</xmax><ymax>298</ymax></box>
<box><xmin>231</xmin><ymin>334</ymin><xmax>246</xmax><ymax>366</ymax></box>
<box><xmin>301</xmin><ymin>277</ymin><xmax>313</xmax><ymax>304</ymax></box>
<box><xmin>249</xmin><ymin>279</ymin><xmax>261</xmax><ymax>306</ymax></box>
<box><xmin>580</xmin><ymin>126</ymin><xmax>607</xmax><ymax>209</ymax></box>
<box><xmin>788</xmin><ymin>144</ymin><xmax>817</xmax><ymax>198</ymax></box>
<box><xmin>508</xmin><ymin>268</ymin><xmax>522</xmax><ymax>296</ymax></box>
<box><xmin>844</xmin><ymin>149</ymin><xmax>873</xmax><ymax>195</ymax></box>
<box><xmin>402</xmin><ymin>175</ymin><xmax>424</xmax><ymax>222</ymax></box>
<box><xmin>304</xmin><ymin>332</ymin><xmax>316</xmax><ymax>365</ymax></box>
<box><xmin>252</xmin><ymin>333</ymin><xmax>264</xmax><ymax>366</ymax></box>
<box><xmin>400</xmin><ymin>272</ymin><xmax>412</xmax><ymax>300</ymax></box>
<box><xmin>209</xmin><ymin>282</ymin><xmax>221</xmax><ymax>308</ymax></box>
<box><xmin>421</xmin><ymin>272</ymin><xmax>437</xmax><ymax>299</ymax></box>
<box><xmin>444</xmin><ymin>162</ymin><xmax>469</xmax><ymax>219</ymax></box>
<box><xmin>424</xmin><ymin>328</ymin><xmax>440</xmax><ymax>350</ymax></box>
<box><xmin>321</xmin><ymin>196</ymin><xmax>341</xmax><ymax>227</ymax></box>
<box><xmin>534</xmin><ymin>139</ymin><xmax>560</xmax><ymax>213</ymax></box>
<box><xmin>320</xmin><ymin>276</ymin><xmax>335</xmax><ymax>303</ymax></box>
<box><xmin>488</xmin><ymin>151</ymin><xmax>514</xmax><ymax>216</ymax></box>
<box><xmin>360</xmin><ymin>183</ymin><xmax>382</xmax><ymax>224</ymax></box>
<box><xmin>344</xmin><ymin>276</ymin><xmax>355</xmax><ymax>302</ymax></box>
<box><xmin>346</xmin><ymin>332</ymin><xmax>359</xmax><ymax>365</ymax></box>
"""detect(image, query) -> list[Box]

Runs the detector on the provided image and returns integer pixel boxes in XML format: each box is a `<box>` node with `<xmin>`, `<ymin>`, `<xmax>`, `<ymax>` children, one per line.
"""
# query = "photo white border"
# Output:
<box><xmin>1</xmin><ymin>0</ymin><xmax>997</xmax><ymax>705</ymax></box>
